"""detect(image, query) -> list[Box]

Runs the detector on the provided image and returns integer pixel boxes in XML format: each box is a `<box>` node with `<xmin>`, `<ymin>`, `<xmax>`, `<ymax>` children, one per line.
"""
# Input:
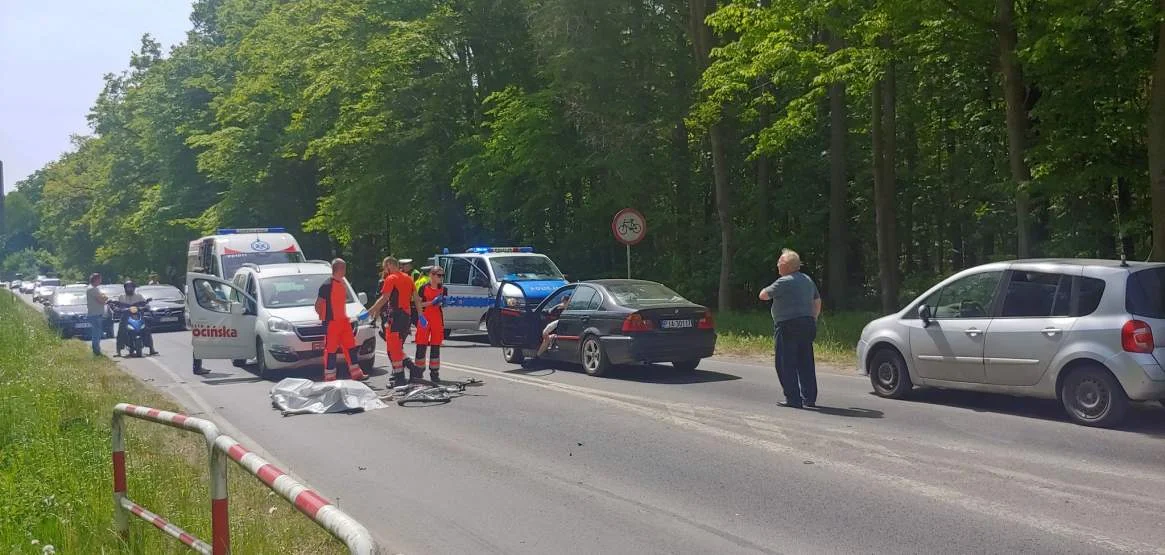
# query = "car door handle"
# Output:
<box><xmin>1041</xmin><ymin>327</ymin><xmax>1062</xmax><ymax>336</ymax></box>
<box><xmin>964</xmin><ymin>328</ymin><xmax>983</xmax><ymax>337</ymax></box>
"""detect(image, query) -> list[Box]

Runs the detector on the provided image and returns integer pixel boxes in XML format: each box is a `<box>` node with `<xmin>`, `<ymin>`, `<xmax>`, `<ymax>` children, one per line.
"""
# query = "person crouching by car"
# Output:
<box><xmin>116</xmin><ymin>280</ymin><xmax>157</xmax><ymax>357</ymax></box>
<box><xmin>536</xmin><ymin>293</ymin><xmax>572</xmax><ymax>358</ymax></box>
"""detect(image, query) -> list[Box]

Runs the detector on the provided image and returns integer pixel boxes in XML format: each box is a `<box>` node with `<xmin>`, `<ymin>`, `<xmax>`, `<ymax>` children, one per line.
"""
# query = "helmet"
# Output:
<box><xmin>124</xmin><ymin>280</ymin><xmax>137</xmax><ymax>292</ymax></box>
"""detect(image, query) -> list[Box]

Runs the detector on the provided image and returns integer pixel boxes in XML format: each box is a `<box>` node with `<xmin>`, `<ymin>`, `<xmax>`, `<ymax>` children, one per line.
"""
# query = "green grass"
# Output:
<box><xmin>714</xmin><ymin>310</ymin><xmax>879</xmax><ymax>368</ymax></box>
<box><xmin>0</xmin><ymin>292</ymin><xmax>344</xmax><ymax>554</ymax></box>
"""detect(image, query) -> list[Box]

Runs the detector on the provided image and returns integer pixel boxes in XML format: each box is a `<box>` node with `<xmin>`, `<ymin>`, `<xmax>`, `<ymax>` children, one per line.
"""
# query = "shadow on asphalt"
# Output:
<box><xmin>897</xmin><ymin>388</ymin><xmax>1165</xmax><ymax>435</ymax></box>
<box><xmin>511</xmin><ymin>359</ymin><xmax>741</xmax><ymax>384</ymax></box>
<box><xmin>809</xmin><ymin>406</ymin><xmax>883</xmax><ymax>418</ymax></box>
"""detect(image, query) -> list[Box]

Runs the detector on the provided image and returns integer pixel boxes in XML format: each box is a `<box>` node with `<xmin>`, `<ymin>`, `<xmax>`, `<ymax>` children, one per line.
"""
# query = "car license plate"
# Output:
<box><xmin>161</xmin><ymin>317</ymin><xmax>179</xmax><ymax>323</ymax></box>
<box><xmin>662</xmin><ymin>319</ymin><xmax>693</xmax><ymax>329</ymax></box>
<box><xmin>312</xmin><ymin>341</ymin><xmax>324</xmax><ymax>351</ymax></box>
<box><xmin>75</xmin><ymin>322</ymin><xmax>90</xmax><ymax>329</ymax></box>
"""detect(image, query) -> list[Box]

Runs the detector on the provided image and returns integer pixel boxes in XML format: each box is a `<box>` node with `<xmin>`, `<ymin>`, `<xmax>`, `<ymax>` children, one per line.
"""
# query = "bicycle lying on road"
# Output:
<box><xmin>384</xmin><ymin>378</ymin><xmax>483</xmax><ymax>406</ymax></box>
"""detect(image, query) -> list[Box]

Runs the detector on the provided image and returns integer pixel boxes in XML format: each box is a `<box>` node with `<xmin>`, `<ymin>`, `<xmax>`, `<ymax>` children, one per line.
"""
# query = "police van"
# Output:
<box><xmin>431</xmin><ymin>247</ymin><xmax>568</xmax><ymax>332</ymax></box>
<box><xmin>187</xmin><ymin>228</ymin><xmax>307</xmax><ymax>280</ymax></box>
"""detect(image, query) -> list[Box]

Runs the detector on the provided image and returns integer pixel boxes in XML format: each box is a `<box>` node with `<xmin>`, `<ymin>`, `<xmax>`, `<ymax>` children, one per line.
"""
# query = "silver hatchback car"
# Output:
<box><xmin>857</xmin><ymin>259</ymin><xmax>1165</xmax><ymax>427</ymax></box>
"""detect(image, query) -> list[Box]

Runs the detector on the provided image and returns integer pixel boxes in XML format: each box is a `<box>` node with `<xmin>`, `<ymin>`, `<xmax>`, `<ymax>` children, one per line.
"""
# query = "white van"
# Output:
<box><xmin>187</xmin><ymin>228</ymin><xmax>307</xmax><ymax>280</ymax></box>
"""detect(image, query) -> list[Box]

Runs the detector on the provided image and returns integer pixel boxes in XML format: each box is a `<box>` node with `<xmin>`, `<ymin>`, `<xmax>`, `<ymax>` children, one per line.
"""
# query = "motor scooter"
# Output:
<box><xmin>109</xmin><ymin>299</ymin><xmax>152</xmax><ymax>358</ymax></box>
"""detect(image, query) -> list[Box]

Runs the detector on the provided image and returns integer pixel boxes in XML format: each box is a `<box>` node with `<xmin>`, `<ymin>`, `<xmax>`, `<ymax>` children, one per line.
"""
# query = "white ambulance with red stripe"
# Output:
<box><xmin>186</xmin><ymin>228</ymin><xmax>307</xmax><ymax>280</ymax></box>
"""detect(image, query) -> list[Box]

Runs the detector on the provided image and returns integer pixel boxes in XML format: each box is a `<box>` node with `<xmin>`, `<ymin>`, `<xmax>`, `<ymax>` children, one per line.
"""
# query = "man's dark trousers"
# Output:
<box><xmin>774</xmin><ymin>316</ymin><xmax>817</xmax><ymax>406</ymax></box>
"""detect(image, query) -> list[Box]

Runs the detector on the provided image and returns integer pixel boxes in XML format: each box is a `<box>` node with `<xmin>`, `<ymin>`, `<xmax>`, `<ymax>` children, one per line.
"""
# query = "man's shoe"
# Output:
<box><xmin>390</xmin><ymin>373</ymin><xmax>408</xmax><ymax>388</ymax></box>
<box><xmin>429</xmin><ymin>371</ymin><xmax>441</xmax><ymax>383</ymax></box>
<box><xmin>149</xmin><ymin>350</ymin><xmax>159</xmax><ymax>356</ymax></box>
<box><xmin>776</xmin><ymin>401</ymin><xmax>803</xmax><ymax>409</ymax></box>
<box><xmin>193</xmin><ymin>368</ymin><xmax>211</xmax><ymax>376</ymax></box>
<box><xmin>804</xmin><ymin>401</ymin><xmax>817</xmax><ymax>408</ymax></box>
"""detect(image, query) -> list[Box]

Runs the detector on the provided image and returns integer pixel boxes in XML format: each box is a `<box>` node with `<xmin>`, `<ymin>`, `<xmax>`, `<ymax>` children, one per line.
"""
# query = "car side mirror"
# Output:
<box><xmin>918</xmin><ymin>305</ymin><xmax>933</xmax><ymax>326</ymax></box>
<box><xmin>358</xmin><ymin>292</ymin><xmax>368</xmax><ymax>305</ymax></box>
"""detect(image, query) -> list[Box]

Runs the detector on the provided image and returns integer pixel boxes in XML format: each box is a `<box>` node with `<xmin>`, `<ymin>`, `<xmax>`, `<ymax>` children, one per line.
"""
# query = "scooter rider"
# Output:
<box><xmin>115</xmin><ymin>280</ymin><xmax>157</xmax><ymax>357</ymax></box>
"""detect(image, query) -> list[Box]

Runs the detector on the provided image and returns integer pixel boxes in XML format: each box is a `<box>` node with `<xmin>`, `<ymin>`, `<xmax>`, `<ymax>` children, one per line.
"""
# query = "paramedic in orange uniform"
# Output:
<box><xmin>367</xmin><ymin>256</ymin><xmax>427</xmax><ymax>386</ymax></box>
<box><xmin>314</xmin><ymin>259</ymin><xmax>368</xmax><ymax>382</ymax></box>
<box><xmin>415</xmin><ymin>266</ymin><xmax>448</xmax><ymax>382</ymax></box>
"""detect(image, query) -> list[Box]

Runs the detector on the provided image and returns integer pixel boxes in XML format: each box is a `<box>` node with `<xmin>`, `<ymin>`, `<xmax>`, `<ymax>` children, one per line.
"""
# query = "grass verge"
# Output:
<box><xmin>714</xmin><ymin>310</ymin><xmax>879</xmax><ymax>368</ymax></box>
<box><xmin>0</xmin><ymin>291</ymin><xmax>343</xmax><ymax>554</ymax></box>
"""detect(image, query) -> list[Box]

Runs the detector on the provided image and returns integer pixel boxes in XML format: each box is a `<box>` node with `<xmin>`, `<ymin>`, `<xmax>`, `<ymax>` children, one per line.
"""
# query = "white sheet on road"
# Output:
<box><xmin>270</xmin><ymin>378</ymin><xmax>388</xmax><ymax>416</ymax></box>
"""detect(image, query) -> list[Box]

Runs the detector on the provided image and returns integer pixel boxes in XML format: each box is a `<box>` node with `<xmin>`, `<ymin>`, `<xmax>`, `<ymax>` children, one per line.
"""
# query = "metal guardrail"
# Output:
<box><xmin>112</xmin><ymin>403</ymin><xmax>378</xmax><ymax>554</ymax></box>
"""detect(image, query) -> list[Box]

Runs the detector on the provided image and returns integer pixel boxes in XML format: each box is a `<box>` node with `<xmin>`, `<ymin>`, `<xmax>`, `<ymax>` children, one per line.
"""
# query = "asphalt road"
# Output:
<box><xmin>19</xmin><ymin>293</ymin><xmax>1165</xmax><ymax>554</ymax></box>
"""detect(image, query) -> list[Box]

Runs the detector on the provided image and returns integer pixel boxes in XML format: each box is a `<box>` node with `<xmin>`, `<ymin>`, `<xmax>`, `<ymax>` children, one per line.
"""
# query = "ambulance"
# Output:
<box><xmin>186</xmin><ymin>228</ymin><xmax>307</xmax><ymax>280</ymax></box>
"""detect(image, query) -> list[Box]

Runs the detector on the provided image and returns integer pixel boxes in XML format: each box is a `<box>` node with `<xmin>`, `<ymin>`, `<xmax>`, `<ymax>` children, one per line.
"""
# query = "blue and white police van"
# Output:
<box><xmin>430</xmin><ymin>247</ymin><xmax>568</xmax><ymax>333</ymax></box>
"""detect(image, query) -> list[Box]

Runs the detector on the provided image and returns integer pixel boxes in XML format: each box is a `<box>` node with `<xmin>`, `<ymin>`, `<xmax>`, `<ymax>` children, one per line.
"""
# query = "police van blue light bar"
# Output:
<box><xmin>466</xmin><ymin>246</ymin><xmax>534</xmax><ymax>254</ymax></box>
<box><xmin>216</xmin><ymin>227</ymin><xmax>287</xmax><ymax>235</ymax></box>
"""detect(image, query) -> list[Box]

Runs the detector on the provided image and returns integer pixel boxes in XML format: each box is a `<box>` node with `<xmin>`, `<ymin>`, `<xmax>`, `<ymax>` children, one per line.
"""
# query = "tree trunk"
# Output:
<box><xmin>996</xmin><ymin>0</ymin><xmax>1034</xmax><ymax>258</ymax></box>
<box><xmin>757</xmin><ymin>95</ymin><xmax>771</xmax><ymax>236</ymax></box>
<box><xmin>873</xmin><ymin>39</ymin><xmax>899</xmax><ymax>314</ymax></box>
<box><xmin>827</xmin><ymin>27</ymin><xmax>848</xmax><ymax>310</ymax></box>
<box><xmin>1150</xmin><ymin>0</ymin><xmax>1165</xmax><ymax>262</ymax></box>
<box><xmin>689</xmin><ymin>0</ymin><xmax>734</xmax><ymax>311</ymax></box>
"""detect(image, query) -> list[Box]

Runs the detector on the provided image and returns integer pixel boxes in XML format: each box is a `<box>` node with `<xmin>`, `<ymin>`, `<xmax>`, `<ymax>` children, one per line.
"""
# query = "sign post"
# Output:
<box><xmin>612</xmin><ymin>208</ymin><xmax>647</xmax><ymax>278</ymax></box>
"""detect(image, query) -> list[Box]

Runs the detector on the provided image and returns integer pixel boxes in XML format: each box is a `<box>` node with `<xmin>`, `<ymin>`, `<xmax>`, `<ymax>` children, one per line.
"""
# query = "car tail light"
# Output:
<box><xmin>1121</xmin><ymin>320</ymin><xmax>1155</xmax><ymax>354</ymax></box>
<box><xmin>698</xmin><ymin>311</ymin><xmax>714</xmax><ymax>329</ymax></box>
<box><xmin>622</xmin><ymin>313</ymin><xmax>655</xmax><ymax>333</ymax></box>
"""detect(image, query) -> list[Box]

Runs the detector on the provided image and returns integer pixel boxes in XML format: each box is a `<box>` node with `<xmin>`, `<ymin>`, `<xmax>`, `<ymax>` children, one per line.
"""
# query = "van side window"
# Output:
<box><xmin>1000</xmin><ymin>271</ymin><xmax>1071</xmax><ymax>318</ymax></box>
<box><xmin>928</xmin><ymin>271</ymin><xmax>1002</xmax><ymax>319</ymax></box>
<box><xmin>446</xmin><ymin>258</ymin><xmax>473</xmax><ymax>286</ymax></box>
<box><xmin>1074</xmin><ymin>276</ymin><xmax>1106</xmax><ymax>316</ymax></box>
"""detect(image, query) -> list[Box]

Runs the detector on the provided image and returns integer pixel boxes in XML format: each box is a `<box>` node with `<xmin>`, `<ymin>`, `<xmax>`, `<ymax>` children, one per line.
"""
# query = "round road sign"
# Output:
<box><xmin>612</xmin><ymin>208</ymin><xmax>647</xmax><ymax>246</ymax></box>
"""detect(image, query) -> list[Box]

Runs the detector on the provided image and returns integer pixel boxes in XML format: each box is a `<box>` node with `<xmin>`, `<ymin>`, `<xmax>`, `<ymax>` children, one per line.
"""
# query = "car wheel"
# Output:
<box><xmin>1060</xmin><ymin>365</ymin><xmax>1129</xmax><ymax>427</ymax></box>
<box><xmin>869</xmin><ymin>347</ymin><xmax>913</xmax><ymax>399</ymax></box>
<box><xmin>672</xmin><ymin>359</ymin><xmax>700</xmax><ymax>372</ymax></box>
<box><xmin>580</xmin><ymin>336</ymin><xmax>612</xmax><ymax>377</ymax></box>
<box><xmin>255</xmin><ymin>338</ymin><xmax>271</xmax><ymax>379</ymax></box>
<box><xmin>231</xmin><ymin>359</ymin><xmax>248</xmax><ymax>368</ymax></box>
<box><xmin>503</xmin><ymin>347</ymin><xmax>525</xmax><ymax>364</ymax></box>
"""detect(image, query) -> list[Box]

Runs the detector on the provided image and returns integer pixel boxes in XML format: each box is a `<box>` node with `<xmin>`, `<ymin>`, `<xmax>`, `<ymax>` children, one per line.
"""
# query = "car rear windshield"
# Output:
<box><xmin>260</xmin><ymin>274</ymin><xmax>353</xmax><ymax>309</ymax></box>
<box><xmin>138</xmin><ymin>286</ymin><xmax>184</xmax><ymax>302</ymax></box>
<box><xmin>1127</xmin><ymin>267</ymin><xmax>1165</xmax><ymax>319</ymax></box>
<box><xmin>54</xmin><ymin>292</ymin><xmax>86</xmax><ymax>306</ymax></box>
<box><xmin>605</xmin><ymin>282</ymin><xmax>690</xmax><ymax>308</ymax></box>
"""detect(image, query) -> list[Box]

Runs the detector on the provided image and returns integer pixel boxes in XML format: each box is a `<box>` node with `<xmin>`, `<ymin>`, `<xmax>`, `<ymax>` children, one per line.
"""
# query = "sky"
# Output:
<box><xmin>1</xmin><ymin>0</ymin><xmax>193</xmax><ymax>193</ymax></box>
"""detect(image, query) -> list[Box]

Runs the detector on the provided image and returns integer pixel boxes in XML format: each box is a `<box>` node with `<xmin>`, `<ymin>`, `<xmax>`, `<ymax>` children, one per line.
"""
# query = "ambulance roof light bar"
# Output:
<box><xmin>466</xmin><ymin>246</ymin><xmax>535</xmax><ymax>254</ymax></box>
<box><xmin>215</xmin><ymin>227</ymin><xmax>287</xmax><ymax>235</ymax></box>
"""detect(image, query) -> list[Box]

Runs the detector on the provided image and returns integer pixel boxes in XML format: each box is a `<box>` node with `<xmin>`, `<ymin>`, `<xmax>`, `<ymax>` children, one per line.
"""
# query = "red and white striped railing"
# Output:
<box><xmin>112</xmin><ymin>403</ymin><xmax>378</xmax><ymax>554</ymax></box>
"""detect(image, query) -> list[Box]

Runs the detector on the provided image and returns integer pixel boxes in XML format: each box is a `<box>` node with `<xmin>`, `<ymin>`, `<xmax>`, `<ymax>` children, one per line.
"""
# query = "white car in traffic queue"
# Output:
<box><xmin>186</xmin><ymin>262</ymin><xmax>377</xmax><ymax>378</ymax></box>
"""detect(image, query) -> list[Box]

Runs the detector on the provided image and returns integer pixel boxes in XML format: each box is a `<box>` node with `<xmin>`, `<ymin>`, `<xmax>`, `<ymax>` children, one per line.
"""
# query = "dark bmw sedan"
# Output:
<box><xmin>137</xmin><ymin>285</ymin><xmax>187</xmax><ymax>332</ymax></box>
<box><xmin>45</xmin><ymin>286</ymin><xmax>94</xmax><ymax>339</ymax></box>
<box><xmin>487</xmin><ymin>279</ymin><xmax>716</xmax><ymax>376</ymax></box>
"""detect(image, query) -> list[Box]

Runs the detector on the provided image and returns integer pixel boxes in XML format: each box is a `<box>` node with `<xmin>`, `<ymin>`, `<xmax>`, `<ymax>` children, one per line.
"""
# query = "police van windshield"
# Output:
<box><xmin>489</xmin><ymin>256</ymin><xmax>564</xmax><ymax>281</ymax></box>
<box><xmin>260</xmin><ymin>274</ymin><xmax>353</xmax><ymax>309</ymax></box>
<box><xmin>222</xmin><ymin>252</ymin><xmax>305</xmax><ymax>280</ymax></box>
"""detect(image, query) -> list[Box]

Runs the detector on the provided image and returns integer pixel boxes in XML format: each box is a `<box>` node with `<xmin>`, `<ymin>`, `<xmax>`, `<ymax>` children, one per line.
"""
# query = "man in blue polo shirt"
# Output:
<box><xmin>759</xmin><ymin>249</ymin><xmax>822</xmax><ymax>408</ymax></box>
